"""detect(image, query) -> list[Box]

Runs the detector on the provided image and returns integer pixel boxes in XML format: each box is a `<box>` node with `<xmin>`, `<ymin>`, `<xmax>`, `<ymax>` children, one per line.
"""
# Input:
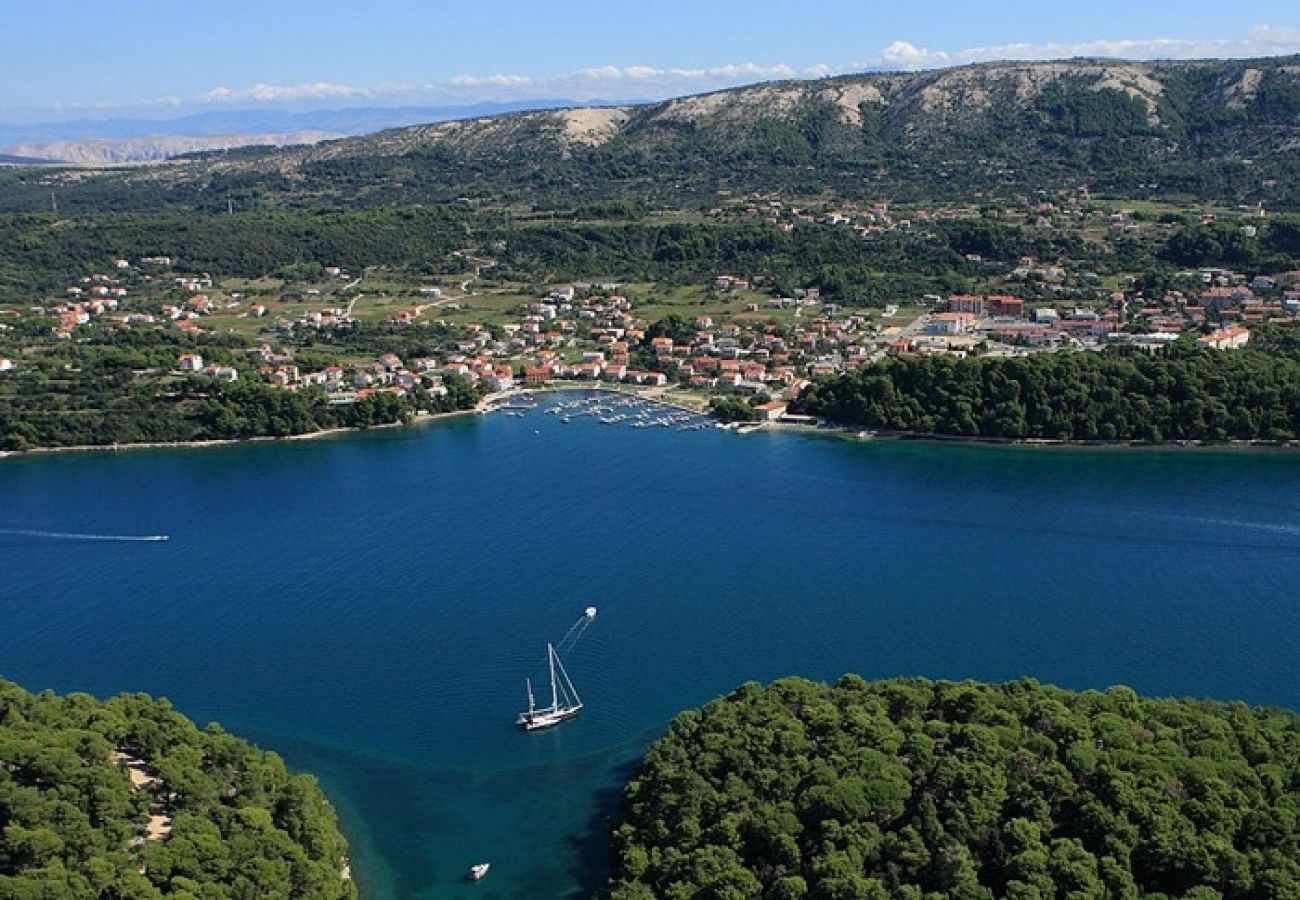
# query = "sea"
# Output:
<box><xmin>2</xmin><ymin>391</ymin><xmax>1298</xmax><ymax>899</ymax></box>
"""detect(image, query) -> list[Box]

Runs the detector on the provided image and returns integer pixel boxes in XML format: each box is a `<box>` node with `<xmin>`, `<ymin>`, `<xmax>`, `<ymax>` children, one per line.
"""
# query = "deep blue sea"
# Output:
<box><xmin>2</xmin><ymin>394</ymin><xmax>1298</xmax><ymax>898</ymax></box>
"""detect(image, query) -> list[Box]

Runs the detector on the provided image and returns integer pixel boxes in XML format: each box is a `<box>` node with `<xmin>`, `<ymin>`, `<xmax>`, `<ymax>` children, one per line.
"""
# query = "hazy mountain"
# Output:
<box><xmin>5</xmin><ymin>57</ymin><xmax>1299</xmax><ymax>210</ymax></box>
<box><xmin>0</xmin><ymin>100</ymin><xmax>579</xmax><ymax>165</ymax></box>
<box><xmin>5</xmin><ymin>132</ymin><xmax>348</xmax><ymax>166</ymax></box>
<box><xmin>0</xmin><ymin>152</ymin><xmax>58</xmax><ymax>166</ymax></box>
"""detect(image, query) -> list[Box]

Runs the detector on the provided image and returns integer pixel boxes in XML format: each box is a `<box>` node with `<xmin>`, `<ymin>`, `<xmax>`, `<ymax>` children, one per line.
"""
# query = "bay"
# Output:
<box><xmin>2</xmin><ymin>393</ymin><xmax>1298</xmax><ymax>898</ymax></box>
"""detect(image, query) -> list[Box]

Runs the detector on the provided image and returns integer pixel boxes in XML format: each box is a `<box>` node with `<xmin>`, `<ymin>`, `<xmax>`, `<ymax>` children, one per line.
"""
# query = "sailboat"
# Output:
<box><xmin>517</xmin><ymin>642</ymin><xmax>582</xmax><ymax>730</ymax></box>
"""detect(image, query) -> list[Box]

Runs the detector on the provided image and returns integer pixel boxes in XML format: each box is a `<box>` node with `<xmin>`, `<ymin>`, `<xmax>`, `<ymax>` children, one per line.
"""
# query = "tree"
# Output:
<box><xmin>606</xmin><ymin>677</ymin><xmax>1300</xmax><ymax>899</ymax></box>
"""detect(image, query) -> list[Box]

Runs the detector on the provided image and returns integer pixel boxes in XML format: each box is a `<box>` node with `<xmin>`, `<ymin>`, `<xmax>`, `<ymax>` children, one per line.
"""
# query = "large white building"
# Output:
<box><xmin>1196</xmin><ymin>326</ymin><xmax>1250</xmax><ymax>350</ymax></box>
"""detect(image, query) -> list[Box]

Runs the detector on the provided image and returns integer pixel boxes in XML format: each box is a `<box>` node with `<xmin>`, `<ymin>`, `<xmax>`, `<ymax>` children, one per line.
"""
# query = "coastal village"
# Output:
<box><xmin>4</xmin><ymin>195</ymin><xmax>1300</xmax><ymax>424</ymax></box>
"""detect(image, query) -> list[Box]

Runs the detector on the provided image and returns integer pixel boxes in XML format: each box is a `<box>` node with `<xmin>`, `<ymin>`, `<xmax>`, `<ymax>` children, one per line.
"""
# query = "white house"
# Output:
<box><xmin>1196</xmin><ymin>326</ymin><xmax>1250</xmax><ymax>350</ymax></box>
<box><xmin>927</xmin><ymin>313</ymin><xmax>972</xmax><ymax>336</ymax></box>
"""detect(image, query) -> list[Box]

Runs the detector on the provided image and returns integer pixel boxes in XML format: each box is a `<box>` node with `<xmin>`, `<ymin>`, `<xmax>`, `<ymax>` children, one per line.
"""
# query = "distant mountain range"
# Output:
<box><xmin>0</xmin><ymin>100</ymin><xmax>580</xmax><ymax>165</ymax></box>
<box><xmin>3</xmin><ymin>57</ymin><xmax>1298</xmax><ymax>210</ymax></box>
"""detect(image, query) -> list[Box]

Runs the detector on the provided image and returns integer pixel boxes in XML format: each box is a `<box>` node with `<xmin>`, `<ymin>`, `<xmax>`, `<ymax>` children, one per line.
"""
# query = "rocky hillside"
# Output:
<box><xmin>4</xmin><ymin>56</ymin><xmax>1299</xmax><ymax>211</ymax></box>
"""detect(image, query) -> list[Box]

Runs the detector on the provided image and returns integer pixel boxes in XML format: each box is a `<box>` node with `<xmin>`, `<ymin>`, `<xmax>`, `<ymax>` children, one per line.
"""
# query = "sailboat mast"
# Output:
<box><xmin>526</xmin><ymin>677</ymin><xmax>535</xmax><ymax>713</ymax></box>
<box><xmin>547</xmin><ymin>643</ymin><xmax>558</xmax><ymax>710</ymax></box>
<box><xmin>553</xmin><ymin>648</ymin><xmax>581</xmax><ymax>708</ymax></box>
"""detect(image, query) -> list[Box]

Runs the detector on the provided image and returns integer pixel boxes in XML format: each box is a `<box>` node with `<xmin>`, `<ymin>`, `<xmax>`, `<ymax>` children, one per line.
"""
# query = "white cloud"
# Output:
<box><xmin>862</xmin><ymin>25</ymin><xmax>1300</xmax><ymax>71</ymax></box>
<box><xmin>98</xmin><ymin>24</ymin><xmax>1300</xmax><ymax>116</ymax></box>
<box><xmin>446</xmin><ymin>73</ymin><xmax>533</xmax><ymax>88</ymax></box>
<box><xmin>202</xmin><ymin>81</ymin><xmax>375</xmax><ymax>103</ymax></box>
<box><xmin>875</xmin><ymin>41</ymin><xmax>950</xmax><ymax>70</ymax></box>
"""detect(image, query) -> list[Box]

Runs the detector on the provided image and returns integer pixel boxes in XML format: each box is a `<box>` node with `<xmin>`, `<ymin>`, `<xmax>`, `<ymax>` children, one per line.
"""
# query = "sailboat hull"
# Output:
<box><xmin>517</xmin><ymin>704</ymin><xmax>582</xmax><ymax>731</ymax></box>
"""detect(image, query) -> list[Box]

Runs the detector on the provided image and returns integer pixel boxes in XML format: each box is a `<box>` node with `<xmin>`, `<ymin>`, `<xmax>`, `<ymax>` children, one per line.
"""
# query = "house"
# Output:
<box><xmin>0</xmin><ymin>358</ymin><xmax>14</xmax><ymax>372</ymax></box>
<box><xmin>177</xmin><ymin>354</ymin><xmax>204</xmax><ymax>372</ymax></box>
<box><xmin>1198</xmin><ymin>286</ymin><xmax>1254</xmax><ymax>309</ymax></box>
<box><xmin>483</xmin><ymin>367</ymin><xmax>515</xmax><ymax>391</ymax></box>
<box><xmin>205</xmin><ymin>365</ymin><xmax>239</xmax><ymax>382</ymax></box>
<box><xmin>948</xmin><ymin>294</ymin><xmax>985</xmax><ymax>315</ymax></box>
<box><xmin>755</xmin><ymin>400</ymin><xmax>788</xmax><ymax>421</ymax></box>
<box><xmin>524</xmin><ymin>366</ymin><xmax>552</xmax><ymax>386</ymax></box>
<box><xmin>927</xmin><ymin>312</ymin><xmax>973</xmax><ymax>335</ymax></box>
<box><xmin>1197</xmin><ymin>326</ymin><xmax>1250</xmax><ymax>350</ymax></box>
<box><xmin>988</xmin><ymin>295</ymin><xmax>1024</xmax><ymax>318</ymax></box>
<box><xmin>269</xmin><ymin>365</ymin><xmax>301</xmax><ymax>386</ymax></box>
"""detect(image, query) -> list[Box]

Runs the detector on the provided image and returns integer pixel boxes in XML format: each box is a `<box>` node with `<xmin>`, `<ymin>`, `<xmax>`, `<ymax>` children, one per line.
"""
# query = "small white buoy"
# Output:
<box><xmin>584</xmin><ymin>606</ymin><xmax>597</xmax><ymax>620</ymax></box>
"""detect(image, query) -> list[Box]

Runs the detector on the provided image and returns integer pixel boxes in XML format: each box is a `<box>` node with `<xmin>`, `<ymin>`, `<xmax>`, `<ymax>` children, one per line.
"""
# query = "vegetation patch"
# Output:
<box><xmin>0</xmin><ymin>677</ymin><xmax>355</xmax><ymax>898</ymax></box>
<box><xmin>796</xmin><ymin>345</ymin><xmax>1300</xmax><ymax>442</ymax></box>
<box><xmin>608</xmin><ymin>676</ymin><xmax>1300</xmax><ymax>899</ymax></box>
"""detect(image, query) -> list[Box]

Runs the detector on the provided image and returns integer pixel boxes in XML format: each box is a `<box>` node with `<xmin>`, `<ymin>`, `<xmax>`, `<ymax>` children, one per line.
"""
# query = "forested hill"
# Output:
<box><xmin>607</xmin><ymin>676</ymin><xmax>1300</xmax><ymax>899</ymax></box>
<box><xmin>794</xmin><ymin>345</ymin><xmax>1300</xmax><ymax>443</ymax></box>
<box><xmin>0</xmin><ymin>677</ymin><xmax>355</xmax><ymax>898</ymax></box>
<box><xmin>4</xmin><ymin>56</ymin><xmax>1300</xmax><ymax>213</ymax></box>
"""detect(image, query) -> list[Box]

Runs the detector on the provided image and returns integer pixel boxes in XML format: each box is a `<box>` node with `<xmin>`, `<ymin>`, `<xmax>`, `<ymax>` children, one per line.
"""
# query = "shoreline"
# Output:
<box><xmin>760</xmin><ymin>419</ymin><xmax>1300</xmax><ymax>452</ymax></box>
<box><xmin>0</xmin><ymin>407</ymin><xmax>479</xmax><ymax>460</ymax></box>
<box><xmin>7</xmin><ymin>383</ymin><xmax>1300</xmax><ymax>458</ymax></box>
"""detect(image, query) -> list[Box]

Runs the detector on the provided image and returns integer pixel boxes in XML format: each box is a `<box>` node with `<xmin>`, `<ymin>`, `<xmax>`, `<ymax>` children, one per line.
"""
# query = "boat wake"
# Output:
<box><xmin>0</xmin><ymin>529</ymin><xmax>170</xmax><ymax>543</ymax></box>
<box><xmin>517</xmin><ymin>607</ymin><xmax>598</xmax><ymax>731</ymax></box>
<box><xmin>556</xmin><ymin>606</ymin><xmax>597</xmax><ymax>654</ymax></box>
<box><xmin>1160</xmin><ymin>515</ymin><xmax>1300</xmax><ymax>538</ymax></box>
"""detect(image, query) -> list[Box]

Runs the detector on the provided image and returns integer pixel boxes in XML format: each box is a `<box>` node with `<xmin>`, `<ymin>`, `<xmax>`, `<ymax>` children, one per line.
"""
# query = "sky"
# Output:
<box><xmin>5</xmin><ymin>0</ymin><xmax>1300</xmax><ymax>120</ymax></box>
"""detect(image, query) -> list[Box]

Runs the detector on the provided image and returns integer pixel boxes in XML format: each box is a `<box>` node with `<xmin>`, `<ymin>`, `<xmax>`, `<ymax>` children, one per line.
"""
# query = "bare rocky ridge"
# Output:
<box><xmin>182</xmin><ymin>56</ymin><xmax>1296</xmax><ymax>169</ymax></box>
<box><xmin>5</xmin><ymin>55</ymin><xmax>1298</xmax><ymax>209</ymax></box>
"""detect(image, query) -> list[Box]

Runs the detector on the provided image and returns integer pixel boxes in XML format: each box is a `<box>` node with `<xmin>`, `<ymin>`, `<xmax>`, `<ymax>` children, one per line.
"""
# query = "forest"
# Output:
<box><xmin>607</xmin><ymin>676</ymin><xmax>1300</xmax><ymax>899</ymax></box>
<box><xmin>0</xmin><ymin>332</ymin><xmax>482</xmax><ymax>451</ymax></box>
<box><xmin>0</xmin><ymin>676</ymin><xmax>355</xmax><ymax>899</ymax></box>
<box><xmin>0</xmin><ymin>375</ymin><xmax>480</xmax><ymax>451</ymax></box>
<box><xmin>794</xmin><ymin>347</ymin><xmax>1300</xmax><ymax>442</ymax></box>
<box><xmin>1</xmin><ymin>207</ymin><xmax>1298</xmax><ymax>307</ymax></box>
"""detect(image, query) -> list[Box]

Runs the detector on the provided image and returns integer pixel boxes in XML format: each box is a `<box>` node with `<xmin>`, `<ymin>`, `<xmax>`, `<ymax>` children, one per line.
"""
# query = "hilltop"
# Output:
<box><xmin>608</xmin><ymin>676</ymin><xmax>1300</xmax><ymax>899</ymax></box>
<box><xmin>2</xmin><ymin>55</ymin><xmax>1299</xmax><ymax>212</ymax></box>
<box><xmin>0</xmin><ymin>676</ymin><xmax>355</xmax><ymax>898</ymax></box>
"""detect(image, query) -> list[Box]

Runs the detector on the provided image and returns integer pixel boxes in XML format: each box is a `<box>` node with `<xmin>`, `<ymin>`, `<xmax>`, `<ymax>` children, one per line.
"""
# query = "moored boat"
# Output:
<box><xmin>517</xmin><ymin>643</ymin><xmax>582</xmax><ymax>731</ymax></box>
<box><xmin>517</xmin><ymin>608</ymin><xmax>596</xmax><ymax>731</ymax></box>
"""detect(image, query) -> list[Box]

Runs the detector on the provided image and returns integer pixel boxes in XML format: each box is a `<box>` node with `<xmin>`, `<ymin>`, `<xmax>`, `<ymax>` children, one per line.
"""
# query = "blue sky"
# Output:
<box><xmin>6</xmin><ymin>0</ymin><xmax>1300</xmax><ymax>118</ymax></box>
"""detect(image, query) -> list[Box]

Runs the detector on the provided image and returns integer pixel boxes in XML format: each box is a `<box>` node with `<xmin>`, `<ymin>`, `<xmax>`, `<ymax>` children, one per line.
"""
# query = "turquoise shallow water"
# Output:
<box><xmin>2</xmin><ymin>396</ymin><xmax>1299</xmax><ymax>898</ymax></box>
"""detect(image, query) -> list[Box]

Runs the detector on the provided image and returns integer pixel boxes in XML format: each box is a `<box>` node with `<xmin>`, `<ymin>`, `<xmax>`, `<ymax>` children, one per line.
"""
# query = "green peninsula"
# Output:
<box><xmin>0</xmin><ymin>677</ymin><xmax>355</xmax><ymax>899</ymax></box>
<box><xmin>608</xmin><ymin>676</ymin><xmax>1300</xmax><ymax>899</ymax></box>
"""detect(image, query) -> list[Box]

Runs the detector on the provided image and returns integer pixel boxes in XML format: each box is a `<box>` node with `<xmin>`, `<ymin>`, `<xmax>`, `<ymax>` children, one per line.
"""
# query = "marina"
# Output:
<box><xmin>511</xmin><ymin>390</ymin><xmax>714</xmax><ymax>430</ymax></box>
